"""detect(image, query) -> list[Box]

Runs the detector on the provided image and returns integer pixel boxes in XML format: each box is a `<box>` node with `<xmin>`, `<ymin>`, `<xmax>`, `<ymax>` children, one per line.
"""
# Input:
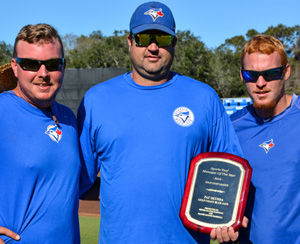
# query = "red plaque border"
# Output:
<box><xmin>180</xmin><ymin>152</ymin><xmax>252</xmax><ymax>234</ymax></box>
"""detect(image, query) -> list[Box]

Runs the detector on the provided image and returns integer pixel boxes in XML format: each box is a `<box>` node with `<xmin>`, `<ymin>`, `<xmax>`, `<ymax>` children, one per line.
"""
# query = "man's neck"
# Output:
<box><xmin>131</xmin><ymin>70</ymin><xmax>171</xmax><ymax>86</ymax></box>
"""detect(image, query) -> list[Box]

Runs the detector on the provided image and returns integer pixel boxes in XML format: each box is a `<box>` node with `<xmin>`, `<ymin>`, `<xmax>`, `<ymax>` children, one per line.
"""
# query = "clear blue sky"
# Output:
<box><xmin>1</xmin><ymin>0</ymin><xmax>299</xmax><ymax>49</ymax></box>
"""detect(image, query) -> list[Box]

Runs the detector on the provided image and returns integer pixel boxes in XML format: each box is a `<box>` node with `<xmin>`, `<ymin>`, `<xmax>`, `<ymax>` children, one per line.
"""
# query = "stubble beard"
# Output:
<box><xmin>133</xmin><ymin>58</ymin><xmax>173</xmax><ymax>82</ymax></box>
<box><xmin>130</xmin><ymin>47</ymin><xmax>174</xmax><ymax>82</ymax></box>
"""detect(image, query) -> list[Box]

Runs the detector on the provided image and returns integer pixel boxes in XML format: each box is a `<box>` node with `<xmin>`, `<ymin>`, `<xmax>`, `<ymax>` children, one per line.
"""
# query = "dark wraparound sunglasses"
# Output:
<box><xmin>14</xmin><ymin>57</ymin><xmax>65</xmax><ymax>72</ymax></box>
<box><xmin>133</xmin><ymin>33</ymin><xmax>174</xmax><ymax>47</ymax></box>
<box><xmin>241</xmin><ymin>65</ymin><xmax>286</xmax><ymax>83</ymax></box>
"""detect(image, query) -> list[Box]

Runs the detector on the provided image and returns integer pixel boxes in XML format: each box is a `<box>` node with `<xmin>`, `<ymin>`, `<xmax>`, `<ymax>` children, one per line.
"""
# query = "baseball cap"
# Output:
<box><xmin>130</xmin><ymin>1</ymin><xmax>176</xmax><ymax>36</ymax></box>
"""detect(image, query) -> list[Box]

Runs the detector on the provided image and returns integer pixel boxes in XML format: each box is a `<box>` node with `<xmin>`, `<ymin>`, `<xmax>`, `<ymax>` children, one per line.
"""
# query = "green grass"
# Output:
<box><xmin>79</xmin><ymin>216</ymin><xmax>220</xmax><ymax>243</ymax></box>
<box><xmin>79</xmin><ymin>216</ymin><xmax>100</xmax><ymax>244</ymax></box>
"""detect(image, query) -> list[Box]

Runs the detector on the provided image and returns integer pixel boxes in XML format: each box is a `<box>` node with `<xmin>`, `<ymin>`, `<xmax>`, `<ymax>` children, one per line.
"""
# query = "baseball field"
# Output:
<box><xmin>79</xmin><ymin>217</ymin><xmax>219</xmax><ymax>244</ymax></box>
<box><xmin>79</xmin><ymin>200</ymin><xmax>222</xmax><ymax>243</ymax></box>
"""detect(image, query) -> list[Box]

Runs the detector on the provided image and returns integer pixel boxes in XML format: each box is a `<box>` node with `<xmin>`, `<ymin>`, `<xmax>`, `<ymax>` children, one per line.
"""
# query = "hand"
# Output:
<box><xmin>0</xmin><ymin>227</ymin><xmax>20</xmax><ymax>244</ymax></box>
<box><xmin>210</xmin><ymin>217</ymin><xmax>248</xmax><ymax>243</ymax></box>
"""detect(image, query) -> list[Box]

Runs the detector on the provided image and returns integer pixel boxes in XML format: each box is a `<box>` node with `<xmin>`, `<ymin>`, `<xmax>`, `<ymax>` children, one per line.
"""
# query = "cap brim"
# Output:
<box><xmin>131</xmin><ymin>24</ymin><xmax>175</xmax><ymax>36</ymax></box>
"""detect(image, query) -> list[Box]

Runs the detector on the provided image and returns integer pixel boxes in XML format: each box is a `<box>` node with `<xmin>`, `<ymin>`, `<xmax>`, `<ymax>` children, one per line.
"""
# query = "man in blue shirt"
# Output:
<box><xmin>0</xmin><ymin>24</ymin><xmax>81</xmax><ymax>243</ymax></box>
<box><xmin>231</xmin><ymin>34</ymin><xmax>300</xmax><ymax>243</ymax></box>
<box><xmin>78</xmin><ymin>2</ymin><xmax>246</xmax><ymax>243</ymax></box>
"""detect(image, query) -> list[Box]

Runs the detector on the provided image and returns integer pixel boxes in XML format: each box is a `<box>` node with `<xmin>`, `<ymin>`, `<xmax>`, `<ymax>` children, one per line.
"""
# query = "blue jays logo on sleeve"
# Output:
<box><xmin>144</xmin><ymin>8</ymin><xmax>164</xmax><ymax>21</ymax></box>
<box><xmin>173</xmin><ymin>106</ymin><xmax>194</xmax><ymax>127</ymax></box>
<box><xmin>259</xmin><ymin>139</ymin><xmax>275</xmax><ymax>154</ymax></box>
<box><xmin>45</xmin><ymin>124</ymin><xmax>62</xmax><ymax>143</ymax></box>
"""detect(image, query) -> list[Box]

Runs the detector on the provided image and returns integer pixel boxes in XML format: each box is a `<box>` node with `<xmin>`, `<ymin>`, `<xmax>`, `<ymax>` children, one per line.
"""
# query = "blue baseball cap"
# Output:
<box><xmin>130</xmin><ymin>1</ymin><xmax>176</xmax><ymax>36</ymax></box>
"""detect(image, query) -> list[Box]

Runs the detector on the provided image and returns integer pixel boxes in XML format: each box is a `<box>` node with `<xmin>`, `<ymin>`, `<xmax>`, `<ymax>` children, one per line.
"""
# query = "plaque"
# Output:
<box><xmin>180</xmin><ymin>152</ymin><xmax>252</xmax><ymax>234</ymax></box>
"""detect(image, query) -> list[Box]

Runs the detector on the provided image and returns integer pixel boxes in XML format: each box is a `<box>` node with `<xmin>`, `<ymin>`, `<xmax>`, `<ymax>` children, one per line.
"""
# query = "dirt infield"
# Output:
<box><xmin>78</xmin><ymin>177</ymin><xmax>100</xmax><ymax>217</ymax></box>
<box><xmin>79</xmin><ymin>200</ymin><xmax>100</xmax><ymax>217</ymax></box>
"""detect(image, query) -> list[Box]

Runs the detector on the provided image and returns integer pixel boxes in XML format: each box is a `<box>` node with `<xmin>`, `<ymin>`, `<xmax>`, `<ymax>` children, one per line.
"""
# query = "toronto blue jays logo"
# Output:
<box><xmin>173</xmin><ymin>106</ymin><xmax>194</xmax><ymax>127</ymax></box>
<box><xmin>45</xmin><ymin>124</ymin><xmax>62</xmax><ymax>143</ymax></box>
<box><xmin>144</xmin><ymin>8</ymin><xmax>164</xmax><ymax>21</ymax></box>
<box><xmin>259</xmin><ymin>139</ymin><xmax>275</xmax><ymax>154</ymax></box>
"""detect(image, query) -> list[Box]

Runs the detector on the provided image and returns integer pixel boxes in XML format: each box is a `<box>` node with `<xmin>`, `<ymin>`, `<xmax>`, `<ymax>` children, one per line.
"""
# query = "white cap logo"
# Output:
<box><xmin>144</xmin><ymin>8</ymin><xmax>164</xmax><ymax>22</ymax></box>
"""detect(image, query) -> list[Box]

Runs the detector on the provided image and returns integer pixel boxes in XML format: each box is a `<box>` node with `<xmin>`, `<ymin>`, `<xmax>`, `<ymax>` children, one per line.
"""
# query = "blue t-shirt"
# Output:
<box><xmin>0</xmin><ymin>92</ymin><xmax>81</xmax><ymax>244</ymax></box>
<box><xmin>78</xmin><ymin>72</ymin><xmax>242</xmax><ymax>244</ymax></box>
<box><xmin>231</xmin><ymin>94</ymin><xmax>300</xmax><ymax>244</ymax></box>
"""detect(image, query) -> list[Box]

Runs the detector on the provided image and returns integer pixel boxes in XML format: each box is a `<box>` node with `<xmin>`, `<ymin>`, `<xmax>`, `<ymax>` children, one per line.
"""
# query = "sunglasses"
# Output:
<box><xmin>241</xmin><ymin>65</ymin><xmax>286</xmax><ymax>83</ymax></box>
<box><xmin>133</xmin><ymin>33</ymin><xmax>174</xmax><ymax>47</ymax></box>
<box><xmin>14</xmin><ymin>57</ymin><xmax>65</xmax><ymax>72</ymax></box>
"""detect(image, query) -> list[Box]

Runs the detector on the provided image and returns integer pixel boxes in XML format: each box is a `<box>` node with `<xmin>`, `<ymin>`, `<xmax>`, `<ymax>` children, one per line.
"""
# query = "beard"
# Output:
<box><xmin>253</xmin><ymin>99</ymin><xmax>277</xmax><ymax>111</ymax></box>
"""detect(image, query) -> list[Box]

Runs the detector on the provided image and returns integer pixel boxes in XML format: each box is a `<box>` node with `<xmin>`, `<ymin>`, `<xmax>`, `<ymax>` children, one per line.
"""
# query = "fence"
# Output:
<box><xmin>0</xmin><ymin>66</ymin><xmax>252</xmax><ymax>115</ymax></box>
<box><xmin>56</xmin><ymin>68</ymin><xmax>126</xmax><ymax>114</ymax></box>
<box><xmin>57</xmin><ymin>69</ymin><xmax>252</xmax><ymax>115</ymax></box>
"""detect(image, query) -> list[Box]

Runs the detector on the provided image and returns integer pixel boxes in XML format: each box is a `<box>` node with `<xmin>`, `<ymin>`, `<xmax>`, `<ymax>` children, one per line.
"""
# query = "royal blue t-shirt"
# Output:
<box><xmin>231</xmin><ymin>94</ymin><xmax>300</xmax><ymax>244</ymax></box>
<box><xmin>78</xmin><ymin>72</ymin><xmax>242</xmax><ymax>244</ymax></box>
<box><xmin>0</xmin><ymin>92</ymin><xmax>81</xmax><ymax>244</ymax></box>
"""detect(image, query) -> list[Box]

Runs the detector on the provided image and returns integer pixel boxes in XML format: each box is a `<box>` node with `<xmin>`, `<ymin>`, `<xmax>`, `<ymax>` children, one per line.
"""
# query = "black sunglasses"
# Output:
<box><xmin>14</xmin><ymin>57</ymin><xmax>65</xmax><ymax>72</ymax></box>
<box><xmin>133</xmin><ymin>33</ymin><xmax>174</xmax><ymax>47</ymax></box>
<box><xmin>241</xmin><ymin>65</ymin><xmax>286</xmax><ymax>83</ymax></box>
